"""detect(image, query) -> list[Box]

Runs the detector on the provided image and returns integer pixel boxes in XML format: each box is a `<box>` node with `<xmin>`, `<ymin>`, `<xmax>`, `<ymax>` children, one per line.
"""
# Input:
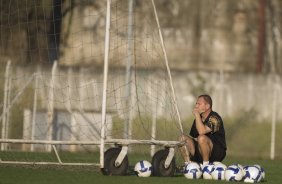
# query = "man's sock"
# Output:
<box><xmin>185</xmin><ymin>161</ymin><xmax>191</xmax><ymax>165</ymax></box>
<box><xmin>203</xmin><ymin>161</ymin><xmax>209</xmax><ymax>166</ymax></box>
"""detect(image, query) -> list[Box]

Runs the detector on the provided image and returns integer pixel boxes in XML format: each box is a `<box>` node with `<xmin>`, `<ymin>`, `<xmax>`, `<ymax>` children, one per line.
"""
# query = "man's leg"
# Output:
<box><xmin>197</xmin><ymin>135</ymin><xmax>213</xmax><ymax>163</ymax></box>
<box><xmin>178</xmin><ymin>134</ymin><xmax>195</xmax><ymax>163</ymax></box>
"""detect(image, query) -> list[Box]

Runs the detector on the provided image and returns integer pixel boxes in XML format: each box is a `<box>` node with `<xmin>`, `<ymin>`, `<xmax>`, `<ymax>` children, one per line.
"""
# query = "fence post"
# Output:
<box><xmin>31</xmin><ymin>72</ymin><xmax>38</xmax><ymax>151</ymax></box>
<box><xmin>1</xmin><ymin>60</ymin><xmax>11</xmax><ymax>151</ymax></box>
<box><xmin>151</xmin><ymin>78</ymin><xmax>158</xmax><ymax>157</ymax></box>
<box><xmin>270</xmin><ymin>75</ymin><xmax>278</xmax><ymax>160</ymax></box>
<box><xmin>4</xmin><ymin>72</ymin><xmax>11</xmax><ymax>150</ymax></box>
<box><xmin>47</xmin><ymin>61</ymin><xmax>57</xmax><ymax>152</ymax></box>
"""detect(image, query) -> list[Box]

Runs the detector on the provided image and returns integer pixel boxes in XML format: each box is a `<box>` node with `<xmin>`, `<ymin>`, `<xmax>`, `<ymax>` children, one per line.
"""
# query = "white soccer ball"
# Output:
<box><xmin>202</xmin><ymin>164</ymin><xmax>214</xmax><ymax>180</ymax></box>
<box><xmin>243</xmin><ymin>166</ymin><xmax>262</xmax><ymax>183</ymax></box>
<box><xmin>225</xmin><ymin>164</ymin><xmax>244</xmax><ymax>182</ymax></box>
<box><xmin>134</xmin><ymin>160</ymin><xmax>152</xmax><ymax>177</ymax></box>
<box><xmin>211</xmin><ymin>164</ymin><xmax>226</xmax><ymax>180</ymax></box>
<box><xmin>254</xmin><ymin>164</ymin><xmax>265</xmax><ymax>180</ymax></box>
<box><xmin>183</xmin><ymin>162</ymin><xmax>202</xmax><ymax>179</ymax></box>
<box><xmin>213</xmin><ymin>161</ymin><xmax>227</xmax><ymax>169</ymax></box>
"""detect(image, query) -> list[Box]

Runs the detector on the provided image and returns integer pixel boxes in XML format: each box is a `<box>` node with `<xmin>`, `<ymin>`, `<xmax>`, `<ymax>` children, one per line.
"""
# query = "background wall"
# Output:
<box><xmin>1</xmin><ymin>0</ymin><xmax>282</xmax><ymax>74</ymax></box>
<box><xmin>6</xmin><ymin>65</ymin><xmax>282</xmax><ymax>121</ymax></box>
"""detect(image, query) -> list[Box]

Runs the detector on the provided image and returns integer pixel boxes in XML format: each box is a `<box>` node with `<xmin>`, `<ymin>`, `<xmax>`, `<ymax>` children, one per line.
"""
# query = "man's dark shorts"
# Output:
<box><xmin>190</xmin><ymin>139</ymin><xmax>226</xmax><ymax>163</ymax></box>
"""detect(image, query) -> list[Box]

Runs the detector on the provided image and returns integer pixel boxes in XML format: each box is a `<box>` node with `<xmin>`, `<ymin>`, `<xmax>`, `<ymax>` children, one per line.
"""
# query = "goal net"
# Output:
<box><xmin>0</xmin><ymin>0</ymin><xmax>183</xmax><ymax>171</ymax></box>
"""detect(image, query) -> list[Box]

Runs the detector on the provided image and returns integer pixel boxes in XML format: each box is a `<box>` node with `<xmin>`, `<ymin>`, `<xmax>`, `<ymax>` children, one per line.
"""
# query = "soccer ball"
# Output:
<box><xmin>211</xmin><ymin>164</ymin><xmax>226</xmax><ymax>180</ymax></box>
<box><xmin>213</xmin><ymin>161</ymin><xmax>227</xmax><ymax>169</ymax></box>
<box><xmin>134</xmin><ymin>160</ymin><xmax>152</xmax><ymax>177</ymax></box>
<box><xmin>183</xmin><ymin>162</ymin><xmax>202</xmax><ymax>179</ymax></box>
<box><xmin>254</xmin><ymin>164</ymin><xmax>265</xmax><ymax>180</ymax></box>
<box><xmin>202</xmin><ymin>163</ymin><xmax>214</xmax><ymax>180</ymax></box>
<box><xmin>243</xmin><ymin>166</ymin><xmax>262</xmax><ymax>183</ymax></box>
<box><xmin>225</xmin><ymin>164</ymin><xmax>244</xmax><ymax>182</ymax></box>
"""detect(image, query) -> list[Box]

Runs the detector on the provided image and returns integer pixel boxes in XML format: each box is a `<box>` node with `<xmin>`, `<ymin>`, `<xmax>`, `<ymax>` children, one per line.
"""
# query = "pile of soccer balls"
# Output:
<box><xmin>134</xmin><ymin>160</ymin><xmax>265</xmax><ymax>183</ymax></box>
<box><xmin>184</xmin><ymin>161</ymin><xmax>265</xmax><ymax>183</ymax></box>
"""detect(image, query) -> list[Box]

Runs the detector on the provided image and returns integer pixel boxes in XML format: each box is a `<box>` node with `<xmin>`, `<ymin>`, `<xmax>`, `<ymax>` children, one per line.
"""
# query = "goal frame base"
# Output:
<box><xmin>0</xmin><ymin>138</ymin><xmax>183</xmax><ymax>167</ymax></box>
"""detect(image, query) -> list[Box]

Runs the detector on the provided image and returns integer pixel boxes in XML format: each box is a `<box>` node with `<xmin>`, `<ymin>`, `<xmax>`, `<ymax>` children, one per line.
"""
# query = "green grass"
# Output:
<box><xmin>0</xmin><ymin>118</ymin><xmax>281</xmax><ymax>184</ymax></box>
<box><xmin>0</xmin><ymin>156</ymin><xmax>281</xmax><ymax>184</ymax></box>
<box><xmin>0</xmin><ymin>150</ymin><xmax>100</xmax><ymax>163</ymax></box>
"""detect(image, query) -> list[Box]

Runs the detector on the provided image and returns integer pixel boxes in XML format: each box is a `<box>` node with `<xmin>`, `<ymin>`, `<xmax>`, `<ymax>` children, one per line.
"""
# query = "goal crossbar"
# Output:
<box><xmin>0</xmin><ymin>138</ymin><xmax>182</xmax><ymax>147</ymax></box>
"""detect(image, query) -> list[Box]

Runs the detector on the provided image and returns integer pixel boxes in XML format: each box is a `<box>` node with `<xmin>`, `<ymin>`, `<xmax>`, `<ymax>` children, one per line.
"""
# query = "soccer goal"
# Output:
<box><xmin>0</xmin><ymin>0</ymin><xmax>184</xmax><ymax>176</ymax></box>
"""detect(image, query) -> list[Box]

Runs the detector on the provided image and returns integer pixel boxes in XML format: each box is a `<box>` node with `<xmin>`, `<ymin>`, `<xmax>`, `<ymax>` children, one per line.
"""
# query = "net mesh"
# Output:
<box><xmin>0</xmin><ymin>0</ymin><xmax>182</xmax><ymax>166</ymax></box>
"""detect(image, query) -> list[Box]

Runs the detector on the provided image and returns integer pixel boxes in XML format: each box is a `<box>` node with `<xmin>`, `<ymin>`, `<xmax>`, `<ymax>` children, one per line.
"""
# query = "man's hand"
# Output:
<box><xmin>192</xmin><ymin>107</ymin><xmax>201</xmax><ymax>117</ymax></box>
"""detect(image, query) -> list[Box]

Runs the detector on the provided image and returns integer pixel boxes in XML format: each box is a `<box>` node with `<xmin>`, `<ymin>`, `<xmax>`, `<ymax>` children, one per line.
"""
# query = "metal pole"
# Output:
<box><xmin>124</xmin><ymin>0</ymin><xmax>134</xmax><ymax>140</ymax></box>
<box><xmin>4</xmin><ymin>73</ymin><xmax>11</xmax><ymax>150</ymax></box>
<box><xmin>151</xmin><ymin>0</ymin><xmax>183</xmax><ymax>133</ymax></box>
<box><xmin>1</xmin><ymin>60</ymin><xmax>11</xmax><ymax>150</ymax></box>
<box><xmin>100</xmin><ymin>0</ymin><xmax>111</xmax><ymax>169</ymax></box>
<box><xmin>47</xmin><ymin>61</ymin><xmax>57</xmax><ymax>152</ymax></box>
<box><xmin>151</xmin><ymin>79</ymin><xmax>157</xmax><ymax>157</ymax></box>
<box><xmin>67</xmin><ymin>68</ymin><xmax>76</xmax><ymax>152</ymax></box>
<box><xmin>31</xmin><ymin>73</ymin><xmax>38</xmax><ymax>151</ymax></box>
<box><xmin>270</xmin><ymin>76</ymin><xmax>277</xmax><ymax>160</ymax></box>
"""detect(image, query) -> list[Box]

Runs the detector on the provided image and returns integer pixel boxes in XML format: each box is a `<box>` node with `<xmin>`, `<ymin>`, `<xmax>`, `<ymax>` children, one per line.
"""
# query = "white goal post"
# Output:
<box><xmin>0</xmin><ymin>0</ymin><xmax>185</xmax><ymax>172</ymax></box>
<box><xmin>98</xmin><ymin>0</ymin><xmax>183</xmax><ymax>169</ymax></box>
<box><xmin>0</xmin><ymin>138</ymin><xmax>182</xmax><ymax>166</ymax></box>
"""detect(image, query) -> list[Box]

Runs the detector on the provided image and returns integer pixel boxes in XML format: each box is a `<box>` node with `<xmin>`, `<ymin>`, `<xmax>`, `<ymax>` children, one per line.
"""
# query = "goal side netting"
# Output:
<box><xmin>0</xmin><ymin>0</ymin><xmax>183</xmax><ymax>169</ymax></box>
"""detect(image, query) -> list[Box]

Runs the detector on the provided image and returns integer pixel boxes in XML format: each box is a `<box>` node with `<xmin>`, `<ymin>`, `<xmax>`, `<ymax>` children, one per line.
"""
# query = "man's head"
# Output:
<box><xmin>195</xmin><ymin>94</ymin><xmax>212</xmax><ymax>114</ymax></box>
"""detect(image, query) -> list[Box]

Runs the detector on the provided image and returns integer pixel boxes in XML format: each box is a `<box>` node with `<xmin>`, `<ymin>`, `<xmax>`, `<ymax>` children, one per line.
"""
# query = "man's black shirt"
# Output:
<box><xmin>189</xmin><ymin>111</ymin><xmax>227</xmax><ymax>150</ymax></box>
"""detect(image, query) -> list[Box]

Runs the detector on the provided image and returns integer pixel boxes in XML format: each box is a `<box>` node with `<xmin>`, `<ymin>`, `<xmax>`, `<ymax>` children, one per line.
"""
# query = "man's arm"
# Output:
<box><xmin>193</xmin><ymin>109</ymin><xmax>211</xmax><ymax>135</ymax></box>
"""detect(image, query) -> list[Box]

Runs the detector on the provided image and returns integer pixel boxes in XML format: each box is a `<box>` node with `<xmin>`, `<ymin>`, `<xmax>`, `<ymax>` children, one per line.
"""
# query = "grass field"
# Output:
<box><xmin>0</xmin><ymin>110</ymin><xmax>280</xmax><ymax>184</ymax></box>
<box><xmin>0</xmin><ymin>156</ymin><xmax>280</xmax><ymax>184</ymax></box>
<box><xmin>0</xmin><ymin>120</ymin><xmax>281</xmax><ymax>183</ymax></box>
